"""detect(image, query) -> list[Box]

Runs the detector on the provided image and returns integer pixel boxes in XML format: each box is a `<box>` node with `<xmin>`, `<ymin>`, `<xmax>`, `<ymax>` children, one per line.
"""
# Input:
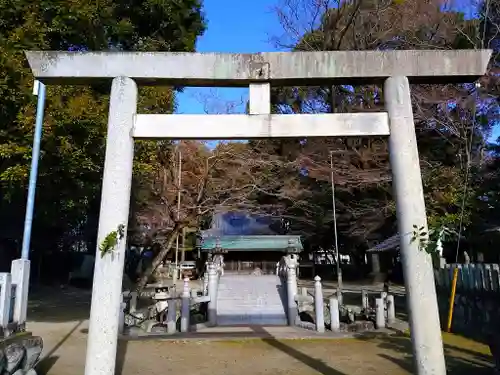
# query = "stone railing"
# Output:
<box><xmin>294</xmin><ymin>276</ymin><xmax>327</xmax><ymax>332</ymax></box>
<box><xmin>277</xmin><ymin>254</ymin><xmax>396</xmax><ymax>333</ymax></box>
<box><xmin>277</xmin><ymin>256</ymin><xmax>330</xmax><ymax>332</ymax></box>
<box><xmin>0</xmin><ymin>260</ymin><xmax>43</xmax><ymax>375</ymax></box>
<box><xmin>121</xmin><ymin>262</ymin><xmax>220</xmax><ymax>335</ymax></box>
<box><xmin>294</xmin><ymin>283</ymin><xmax>396</xmax><ymax>333</ymax></box>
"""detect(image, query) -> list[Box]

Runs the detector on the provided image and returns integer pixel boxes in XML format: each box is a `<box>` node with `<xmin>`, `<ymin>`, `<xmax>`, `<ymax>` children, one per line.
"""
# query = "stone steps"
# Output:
<box><xmin>216</xmin><ymin>275</ymin><xmax>287</xmax><ymax>326</ymax></box>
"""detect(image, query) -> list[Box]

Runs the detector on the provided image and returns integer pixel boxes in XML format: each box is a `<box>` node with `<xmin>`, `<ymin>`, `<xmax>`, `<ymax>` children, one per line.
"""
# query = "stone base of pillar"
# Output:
<box><xmin>11</xmin><ymin>259</ymin><xmax>30</xmax><ymax>330</ymax></box>
<box><xmin>0</xmin><ymin>333</ymin><xmax>43</xmax><ymax>375</ymax></box>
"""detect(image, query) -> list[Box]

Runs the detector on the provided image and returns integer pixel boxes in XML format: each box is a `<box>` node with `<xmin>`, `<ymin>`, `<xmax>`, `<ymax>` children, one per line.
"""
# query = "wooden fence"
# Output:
<box><xmin>435</xmin><ymin>263</ymin><xmax>500</xmax><ymax>292</ymax></box>
<box><xmin>434</xmin><ymin>263</ymin><xmax>500</xmax><ymax>341</ymax></box>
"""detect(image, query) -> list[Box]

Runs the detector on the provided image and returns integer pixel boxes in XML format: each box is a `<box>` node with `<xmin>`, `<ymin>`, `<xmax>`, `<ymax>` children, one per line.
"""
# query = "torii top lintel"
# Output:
<box><xmin>25</xmin><ymin>49</ymin><xmax>491</xmax><ymax>86</ymax></box>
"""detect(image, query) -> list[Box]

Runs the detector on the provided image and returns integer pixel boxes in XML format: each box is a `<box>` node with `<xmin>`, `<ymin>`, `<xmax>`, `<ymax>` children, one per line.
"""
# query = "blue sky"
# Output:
<box><xmin>176</xmin><ymin>0</ymin><xmax>499</xmax><ymax>140</ymax></box>
<box><xmin>176</xmin><ymin>0</ymin><xmax>279</xmax><ymax>115</ymax></box>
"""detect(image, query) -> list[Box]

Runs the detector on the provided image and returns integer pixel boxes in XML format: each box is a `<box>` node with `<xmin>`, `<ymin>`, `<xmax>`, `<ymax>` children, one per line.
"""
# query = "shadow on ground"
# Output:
<box><xmin>354</xmin><ymin>332</ymin><xmax>495</xmax><ymax>374</ymax></box>
<box><xmin>113</xmin><ymin>327</ymin><xmax>350</xmax><ymax>375</ymax></box>
<box><xmin>36</xmin><ymin>320</ymin><xmax>86</xmax><ymax>374</ymax></box>
<box><xmin>116</xmin><ymin>339</ymin><xmax>128</xmax><ymax>375</ymax></box>
<box><xmin>250</xmin><ymin>326</ymin><xmax>347</xmax><ymax>375</ymax></box>
<box><xmin>28</xmin><ymin>286</ymin><xmax>91</xmax><ymax>374</ymax></box>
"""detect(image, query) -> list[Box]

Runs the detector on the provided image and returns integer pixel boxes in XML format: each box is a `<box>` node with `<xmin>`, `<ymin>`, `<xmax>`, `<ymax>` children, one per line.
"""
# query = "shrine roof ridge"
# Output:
<box><xmin>25</xmin><ymin>49</ymin><xmax>491</xmax><ymax>86</ymax></box>
<box><xmin>198</xmin><ymin>234</ymin><xmax>303</xmax><ymax>252</ymax></box>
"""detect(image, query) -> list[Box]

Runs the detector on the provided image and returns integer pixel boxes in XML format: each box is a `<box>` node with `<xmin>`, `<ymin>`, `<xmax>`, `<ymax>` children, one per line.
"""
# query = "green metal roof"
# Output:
<box><xmin>198</xmin><ymin>235</ymin><xmax>303</xmax><ymax>252</ymax></box>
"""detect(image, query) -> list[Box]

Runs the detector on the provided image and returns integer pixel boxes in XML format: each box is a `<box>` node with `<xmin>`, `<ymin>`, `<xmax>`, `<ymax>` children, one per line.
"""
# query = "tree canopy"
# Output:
<box><xmin>2</xmin><ymin>0</ymin><xmax>500</xmax><ymax>284</ymax></box>
<box><xmin>0</xmin><ymin>0</ymin><xmax>205</xmax><ymax>263</ymax></box>
<box><xmin>262</xmin><ymin>0</ymin><xmax>500</xmax><ymax>260</ymax></box>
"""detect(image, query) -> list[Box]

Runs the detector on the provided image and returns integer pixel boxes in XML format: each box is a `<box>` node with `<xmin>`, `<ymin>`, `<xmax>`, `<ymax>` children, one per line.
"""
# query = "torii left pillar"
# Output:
<box><xmin>84</xmin><ymin>76</ymin><xmax>137</xmax><ymax>375</ymax></box>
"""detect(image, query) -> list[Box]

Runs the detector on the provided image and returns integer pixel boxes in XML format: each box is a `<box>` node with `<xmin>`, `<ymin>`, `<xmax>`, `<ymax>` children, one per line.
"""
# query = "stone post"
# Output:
<box><xmin>361</xmin><ymin>289</ymin><xmax>369</xmax><ymax>310</ymax></box>
<box><xmin>180</xmin><ymin>277</ymin><xmax>190</xmax><ymax>333</ymax></box>
<box><xmin>0</xmin><ymin>273</ymin><xmax>12</xmax><ymax>328</ymax></box>
<box><xmin>286</xmin><ymin>262</ymin><xmax>298</xmax><ymax>326</ymax></box>
<box><xmin>129</xmin><ymin>292</ymin><xmax>138</xmax><ymax>314</ymax></box>
<box><xmin>203</xmin><ymin>269</ymin><xmax>209</xmax><ymax>296</ymax></box>
<box><xmin>11</xmin><ymin>259</ymin><xmax>30</xmax><ymax>328</ymax></box>
<box><xmin>220</xmin><ymin>255</ymin><xmax>225</xmax><ymax>277</ymax></box>
<box><xmin>329</xmin><ymin>297</ymin><xmax>340</xmax><ymax>332</ymax></box>
<box><xmin>208</xmin><ymin>263</ymin><xmax>218</xmax><ymax>326</ymax></box>
<box><xmin>387</xmin><ymin>294</ymin><xmax>396</xmax><ymax>324</ymax></box>
<box><xmin>314</xmin><ymin>276</ymin><xmax>325</xmax><ymax>333</ymax></box>
<box><xmin>375</xmin><ymin>298</ymin><xmax>385</xmax><ymax>329</ymax></box>
<box><xmin>166</xmin><ymin>299</ymin><xmax>177</xmax><ymax>334</ymax></box>
<box><xmin>84</xmin><ymin>77</ymin><xmax>137</xmax><ymax>375</ymax></box>
<box><xmin>381</xmin><ymin>291</ymin><xmax>387</xmax><ymax>319</ymax></box>
<box><xmin>287</xmin><ymin>256</ymin><xmax>299</xmax><ymax>297</ymax></box>
<box><xmin>385</xmin><ymin>76</ymin><xmax>446</xmax><ymax>374</ymax></box>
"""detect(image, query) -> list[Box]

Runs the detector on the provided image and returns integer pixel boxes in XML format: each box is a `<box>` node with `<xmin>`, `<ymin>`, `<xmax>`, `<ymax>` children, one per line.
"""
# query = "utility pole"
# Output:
<box><xmin>21</xmin><ymin>80</ymin><xmax>46</xmax><ymax>260</ymax></box>
<box><xmin>173</xmin><ymin>146</ymin><xmax>182</xmax><ymax>285</ymax></box>
<box><xmin>181</xmin><ymin>227</ymin><xmax>186</xmax><ymax>262</ymax></box>
<box><xmin>329</xmin><ymin>85</ymin><xmax>342</xmax><ymax>293</ymax></box>
<box><xmin>330</xmin><ymin>151</ymin><xmax>342</xmax><ymax>292</ymax></box>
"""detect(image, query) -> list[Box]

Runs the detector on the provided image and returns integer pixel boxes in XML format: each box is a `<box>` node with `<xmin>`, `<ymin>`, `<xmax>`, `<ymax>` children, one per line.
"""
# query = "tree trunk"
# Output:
<box><xmin>136</xmin><ymin>224</ymin><xmax>181</xmax><ymax>293</ymax></box>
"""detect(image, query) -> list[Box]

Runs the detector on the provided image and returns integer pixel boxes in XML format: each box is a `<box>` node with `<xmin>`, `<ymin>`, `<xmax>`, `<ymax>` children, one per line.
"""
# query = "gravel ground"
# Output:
<box><xmin>30</xmin><ymin>319</ymin><xmax>494</xmax><ymax>375</ymax></box>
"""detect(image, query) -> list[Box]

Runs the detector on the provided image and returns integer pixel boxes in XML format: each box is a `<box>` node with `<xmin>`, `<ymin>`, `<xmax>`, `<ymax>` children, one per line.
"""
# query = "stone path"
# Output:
<box><xmin>217</xmin><ymin>275</ymin><xmax>287</xmax><ymax>326</ymax></box>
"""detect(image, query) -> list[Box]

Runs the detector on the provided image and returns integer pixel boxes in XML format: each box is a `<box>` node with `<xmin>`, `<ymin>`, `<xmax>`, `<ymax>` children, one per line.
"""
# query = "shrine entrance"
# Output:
<box><xmin>199</xmin><ymin>235</ymin><xmax>302</xmax><ymax>275</ymax></box>
<box><xmin>25</xmin><ymin>48</ymin><xmax>490</xmax><ymax>375</ymax></box>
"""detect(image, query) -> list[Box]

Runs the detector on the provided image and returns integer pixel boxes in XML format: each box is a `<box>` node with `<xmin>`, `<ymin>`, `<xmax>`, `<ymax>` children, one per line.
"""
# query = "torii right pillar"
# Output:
<box><xmin>385</xmin><ymin>76</ymin><xmax>445</xmax><ymax>374</ymax></box>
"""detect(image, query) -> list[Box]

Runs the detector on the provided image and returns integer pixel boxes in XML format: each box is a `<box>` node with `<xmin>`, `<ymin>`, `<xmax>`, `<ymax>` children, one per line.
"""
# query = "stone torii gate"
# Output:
<box><xmin>26</xmin><ymin>49</ymin><xmax>490</xmax><ymax>375</ymax></box>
